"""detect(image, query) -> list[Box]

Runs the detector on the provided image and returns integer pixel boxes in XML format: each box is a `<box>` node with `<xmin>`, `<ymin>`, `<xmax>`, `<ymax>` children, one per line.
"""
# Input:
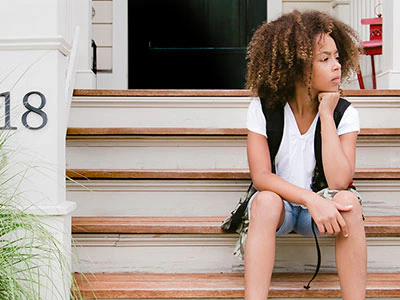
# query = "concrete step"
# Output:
<box><xmin>72</xmin><ymin>272</ymin><xmax>400</xmax><ymax>299</ymax></box>
<box><xmin>67</xmin><ymin>169</ymin><xmax>400</xmax><ymax>217</ymax></box>
<box><xmin>66</xmin><ymin>128</ymin><xmax>400</xmax><ymax>169</ymax></box>
<box><xmin>71</xmin><ymin>216</ymin><xmax>400</xmax><ymax>274</ymax></box>
<box><xmin>69</xmin><ymin>90</ymin><xmax>400</xmax><ymax>128</ymax></box>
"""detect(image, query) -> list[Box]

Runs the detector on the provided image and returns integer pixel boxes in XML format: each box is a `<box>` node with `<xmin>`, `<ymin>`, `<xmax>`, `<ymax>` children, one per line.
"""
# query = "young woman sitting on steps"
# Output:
<box><xmin>242</xmin><ymin>10</ymin><xmax>367</xmax><ymax>300</ymax></box>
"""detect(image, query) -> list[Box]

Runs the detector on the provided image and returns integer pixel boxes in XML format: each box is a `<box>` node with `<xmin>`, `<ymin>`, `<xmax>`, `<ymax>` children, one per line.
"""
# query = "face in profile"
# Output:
<box><xmin>311</xmin><ymin>33</ymin><xmax>342</xmax><ymax>94</ymax></box>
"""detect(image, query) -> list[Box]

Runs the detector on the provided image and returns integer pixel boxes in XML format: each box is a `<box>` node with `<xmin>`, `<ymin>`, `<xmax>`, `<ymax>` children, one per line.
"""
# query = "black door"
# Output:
<box><xmin>128</xmin><ymin>0</ymin><xmax>266</xmax><ymax>89</ymax></box>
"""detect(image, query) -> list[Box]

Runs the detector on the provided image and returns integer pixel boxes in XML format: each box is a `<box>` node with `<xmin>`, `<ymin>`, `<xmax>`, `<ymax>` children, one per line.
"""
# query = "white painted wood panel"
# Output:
<box><xmin>66</xmin><ymin>135</ymin><xmax>400</xmax><ymax>169</ymax></box>
<box><xmin>72</xmin><ymin>234</ymin><xmax>400</xmax><ymax>274</ymax></box>
<box><xmin>92</xmin><ymin>24</ymin><xmax>112</xmax><ymax>47</ymax></box>
<box><xmin>66</xmin><ymin>137</ymin><xmax>248</xmax><ymax>169</ymax></box>
<box><xmin>96</xmin><ymin>0</ymin><xmax>128</xmax><ymax>89</ymax></box>
<box><xmin>97</xmin><ymin>47</ymin><xmax>112</xmax><ymax>70</ymax></box>
<box><xmin>69</xmin><ymin>96</ymin><xmax>400</xmax><ymax>128</ymax></box>
<box><xmin>93</xmin><ymin>1</ymin><xmax>113</xmax><ymax>23</ymax></box>
<box><xmin>67</xmin><ymin>180</ymin><xmax>400</xmax><ymax>217</ymax></box>
<box><xmin>68</xmin><ymin>179</ymin><xmax>249</xmax><ymax>217</ymax></box>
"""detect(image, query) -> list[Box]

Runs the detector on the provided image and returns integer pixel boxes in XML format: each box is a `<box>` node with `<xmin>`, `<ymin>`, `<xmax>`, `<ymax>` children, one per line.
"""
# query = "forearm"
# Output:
<box><xmin>252</xmin><ymin>171</ymin><xmax>316</xmax><ymax>207</ymax></box>
<box><xmin>247</xmin><ymin>131</ymin><xmax>318</xmax><ymax>208</ymax></box>
<box><xmin>320</xmin><ymin>115</ymin><xmax>354</xmax><ymax>189</ymax></box>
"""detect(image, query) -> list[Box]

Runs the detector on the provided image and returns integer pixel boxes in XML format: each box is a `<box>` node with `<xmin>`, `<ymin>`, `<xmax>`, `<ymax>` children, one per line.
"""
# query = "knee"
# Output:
<box><xmin>250</xmin><ymin>191</ymin><xmax>283</xmax><ymax>224</ymax></box>
<box><xmin>334</xmin><ymin>191</ymin><xmax>363</xmax><ymax>220</ymax></box>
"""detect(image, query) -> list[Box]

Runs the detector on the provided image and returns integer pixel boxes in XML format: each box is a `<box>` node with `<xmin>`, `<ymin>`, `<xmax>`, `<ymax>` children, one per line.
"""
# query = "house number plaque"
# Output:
<box><xmin>0</xmin><ymin>91</ymin><xmax>48</xmax><ymax>130</ymax></box>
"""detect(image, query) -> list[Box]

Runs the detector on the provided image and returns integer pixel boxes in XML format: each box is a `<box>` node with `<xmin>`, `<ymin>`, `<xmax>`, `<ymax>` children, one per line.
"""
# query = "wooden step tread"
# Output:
<box><xmin>72</xmin><ymin>216</ymin><xmax>400</xmax><ymax>237</ymax></box>
<box><xmin>73</xmin><ymin>89</ymin><xmax>400</xmax><ymax>97</ymax></box>
<box><xmin>67</xmin><ymin>127</ymin><xmax>400</xmax><ymax>136</ymax></box>
<box><xmin>66</xmin><ymin>168</ymin><xmax>400</xmax><ymax>180</ymax></box>
<box><xmin>72</xmin><ymin>272</ymin><xmax>400</xmax><ymax>298</ymax></box>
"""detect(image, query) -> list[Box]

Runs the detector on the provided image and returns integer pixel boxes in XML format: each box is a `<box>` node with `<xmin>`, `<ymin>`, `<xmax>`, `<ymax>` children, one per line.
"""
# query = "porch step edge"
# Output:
<box><xmin>71</xmin><ymin>216</ymin><xmax>400</xmax><ymax>236</ymax></box>
<box><xmin>72</xmin><ymin>272</ymin><xmax>400</xmax><ymax>299</ymax></box>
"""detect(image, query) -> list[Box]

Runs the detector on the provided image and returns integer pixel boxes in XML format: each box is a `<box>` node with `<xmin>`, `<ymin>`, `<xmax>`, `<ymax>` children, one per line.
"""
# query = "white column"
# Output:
<box><xmin>0</xmin><ymin>0</ymin><xmax>75</xmax><ymax>299</ymax></box>
<box><xmin>377</xmin><ymin>0</ymin><xmax>400</xmax><ymax>88</ymax></box>
<box><xmin>70</xmin><ymin>0</ymin><xmax>96</xmax><ymax>88</ymax></box>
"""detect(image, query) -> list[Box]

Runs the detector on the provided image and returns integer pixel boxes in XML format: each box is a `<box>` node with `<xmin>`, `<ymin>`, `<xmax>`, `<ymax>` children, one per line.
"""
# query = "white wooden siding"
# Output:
<box><xmin>93</xmin><ymin>1</ymin><xmax>113</xmax><ymax>23</ymax></box>
<box><xmin>92</xmin><ymin>0</ymin><xmax>113</xmax><ymax>71</ymax></box>
<box><xmin>97</xmin><ymin>47</ymin><xmax>113</xmax><ymax>70</ymax></box>
<box><xmin>92</xmin><ymin>24</ymin><xmax>112</xmax><ymax>46</ymax></box>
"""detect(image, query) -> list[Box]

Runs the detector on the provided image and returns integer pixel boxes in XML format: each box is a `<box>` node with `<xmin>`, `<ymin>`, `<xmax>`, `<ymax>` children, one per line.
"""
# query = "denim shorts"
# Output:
<box><xmin>247</xmin><ymin>188</ymin><xmax>362</xmax><ymax>237</ymax></box>
<box><xmin>233</xmin><ymin>188</ymin><xmax>363</xmax><ymax>259</ymax></box>
<box><xmin>248</xmin><ymin>193</ymin><xmax>317</xmax><ymax>237</ymax></box>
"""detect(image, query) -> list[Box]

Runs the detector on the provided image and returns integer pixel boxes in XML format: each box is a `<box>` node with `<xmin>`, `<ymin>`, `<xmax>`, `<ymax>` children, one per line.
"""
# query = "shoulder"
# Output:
<box><xmin>335</xmin><ymin>98</ymin><xmax>351</xmax><ymax>115</ymax></box>
<box><xmin>337</xmin><ymin>99</ymin><xmax>360</xmax><ymax>135</ymax></box>
<box><xmin>246</xmin><ymin>97</ymin><xmax>267</xmax><ymax>137</ymax></box>
<box><xmin>337</xmin><ymin>97</ymin><xmax>358</xmax><ymax>119</ymax></box>
<box><xmin>247</xmin><ymin>98</ymin><xmax>263</xmax><ymax>120</ymax></box>
<box><xmin>249</xmin><ymin>97</ymin><xmax>262</xmax><ymax>110</ymax></box>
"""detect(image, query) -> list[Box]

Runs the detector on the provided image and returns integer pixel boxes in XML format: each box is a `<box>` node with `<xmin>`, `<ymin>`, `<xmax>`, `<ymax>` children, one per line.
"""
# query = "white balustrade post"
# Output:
<box><xmin>377</xmin><ymin>0</ymin><xmax>400</xmax><ymax>88</ymax></box>
<box><xmin>0</xmin><ymin>0</ymin><xmax>76</xmax><ymax>299</ymax></box>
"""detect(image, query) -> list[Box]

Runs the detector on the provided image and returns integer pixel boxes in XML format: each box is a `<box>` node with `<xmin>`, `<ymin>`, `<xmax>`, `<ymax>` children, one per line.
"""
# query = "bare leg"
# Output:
<box><xmin>334</xmin><ymin>191</ymin><xmax>367</xmax><ymax>300</ymax></box>
<box><xmin>244</xmin><ymin>191</ymin><xmax>285</xmax><ymax>300</ymax></box>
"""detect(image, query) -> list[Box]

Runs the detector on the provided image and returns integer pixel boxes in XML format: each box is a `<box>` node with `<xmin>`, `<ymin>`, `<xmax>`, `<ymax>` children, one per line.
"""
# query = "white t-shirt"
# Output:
<box><xmin>246</xmin><ymin>98</ymin><xmax>360</xmax><ymax>193</ymax></box>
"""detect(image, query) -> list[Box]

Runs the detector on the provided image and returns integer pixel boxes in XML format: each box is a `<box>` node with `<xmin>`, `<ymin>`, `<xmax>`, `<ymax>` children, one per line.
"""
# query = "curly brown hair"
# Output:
<box><xmin>246</xmin><ymin>10</ymin><xmax>361</xmax><ymax>108</ymax></box>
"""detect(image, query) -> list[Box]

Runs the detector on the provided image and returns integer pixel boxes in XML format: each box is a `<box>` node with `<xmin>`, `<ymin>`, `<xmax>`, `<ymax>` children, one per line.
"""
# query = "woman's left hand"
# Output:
<box><xmin>318</xmin><ymin>91</ymin><xmax>340</xmax><ymax>118</ymax></box>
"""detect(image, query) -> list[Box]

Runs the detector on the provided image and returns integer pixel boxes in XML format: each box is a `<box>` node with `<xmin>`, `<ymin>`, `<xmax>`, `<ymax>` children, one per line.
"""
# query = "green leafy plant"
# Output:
<box><xmin>0</xmin><ymin>202</ymin><xmax>66</xmax><ymax>299</ymax></box>
<box><xmin>0</xmin><ymin>131</ymin><xmax>87</xmax><ymax>299</ymax></box>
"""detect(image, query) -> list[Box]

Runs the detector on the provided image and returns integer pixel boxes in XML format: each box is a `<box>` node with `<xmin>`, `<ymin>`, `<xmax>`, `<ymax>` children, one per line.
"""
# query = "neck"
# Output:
<box><xmin>288</xmin><ymin>83</ymin><xmax>318</xmax><ymax>116</ymax></box>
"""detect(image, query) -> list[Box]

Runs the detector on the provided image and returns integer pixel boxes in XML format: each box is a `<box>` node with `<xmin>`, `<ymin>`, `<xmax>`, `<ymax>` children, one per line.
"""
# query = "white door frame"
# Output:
<box><xmin>97</xmin><ymin>0</ymin><xmax>128</xmax><ymax>89</ymax></box>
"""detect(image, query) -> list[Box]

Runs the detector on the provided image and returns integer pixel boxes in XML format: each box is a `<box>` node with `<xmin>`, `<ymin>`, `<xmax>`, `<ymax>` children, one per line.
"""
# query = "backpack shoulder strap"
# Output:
<box><xmin>312</xmin><ymin>98</ymin><xmax>351</xmax><ymax>191</ymax></box>
<box><xmin>333</xmin><ymin>98</ymin><xmax>352</xmax><ymax>126</ymax></box>
<box><xmin>260</xmin><ymin>99</ymin><xmax>284</xmax><ymax>174</ymax></box>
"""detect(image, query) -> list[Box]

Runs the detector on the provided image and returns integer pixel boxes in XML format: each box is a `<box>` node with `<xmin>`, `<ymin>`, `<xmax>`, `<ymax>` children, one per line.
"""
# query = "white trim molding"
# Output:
<box><xmin>0</xmin><ymin>36</ymin><xmax>72</xmax><ymax>56</ymax></box>
<box><xmin>71</xmin><ymin>96</ymin><xmax>400</xmax><ymax>109</ymax></box>
<box><xmin>331</xmin><ymin>0</ymin><xmax>350</xmax><ymax>9</ymax></box>
<box><xmin>71</xmin><ymin>96</ymin><xmax>251</xmax><ymax>108</ymax></box>
<box><xmin>23</xmin><ymin>201</ymin><xmax>77</xmax><ymax>216</ymax></box>
<box><xmin>377</xmin><ymin>70</ymin><xmax>400</xmax><ymax>89</ymax></box>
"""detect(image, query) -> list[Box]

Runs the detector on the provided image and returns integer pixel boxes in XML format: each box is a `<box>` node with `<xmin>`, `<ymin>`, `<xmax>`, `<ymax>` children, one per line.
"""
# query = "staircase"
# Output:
<box><xmin>68</xmin><ymin>89</ymin><xmax>400</xmax><ymax>299</ymax></box>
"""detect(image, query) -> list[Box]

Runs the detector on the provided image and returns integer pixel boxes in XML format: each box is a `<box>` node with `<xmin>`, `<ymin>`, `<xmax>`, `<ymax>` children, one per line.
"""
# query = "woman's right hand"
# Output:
<box><xmin>306</xmin><ymin>194</ymin><xmax>353</xmax><ymax>237</ymax></box>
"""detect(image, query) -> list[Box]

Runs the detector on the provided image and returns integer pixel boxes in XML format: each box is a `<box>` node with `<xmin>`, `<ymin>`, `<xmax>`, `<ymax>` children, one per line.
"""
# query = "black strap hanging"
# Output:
<box><xmin>304</xmin><ymin>218</ymin><xmax>321</xmax><ymax>289</ymax></box>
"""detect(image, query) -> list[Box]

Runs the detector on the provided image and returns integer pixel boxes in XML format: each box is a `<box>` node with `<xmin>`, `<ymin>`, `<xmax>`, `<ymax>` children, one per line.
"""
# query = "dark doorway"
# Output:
<box><xmin>128</xmin><ymin>0</ymin><xmax>266</xmax><ymax>89</ymax></box>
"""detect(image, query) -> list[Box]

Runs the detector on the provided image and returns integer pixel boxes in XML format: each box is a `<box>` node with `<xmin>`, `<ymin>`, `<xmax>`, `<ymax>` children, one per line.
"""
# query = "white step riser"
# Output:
<box><xmin>72</xmin><ymin>235</ymin><xmax>400</xmax><ymax>274</ymax></box>
<box><xmin>68</xmin><ymin>180</ymin><xmax>400</xmax><ymax>217</ymax></box>
<box><xmin>66</xmin><ymin>136</ymin><xmax>400</xmax><ymax>169</ymax></box>
<box><xmin>69</xmin><ymin>96</ymin><xmax>400</xmax><ymax>128</ymax></box>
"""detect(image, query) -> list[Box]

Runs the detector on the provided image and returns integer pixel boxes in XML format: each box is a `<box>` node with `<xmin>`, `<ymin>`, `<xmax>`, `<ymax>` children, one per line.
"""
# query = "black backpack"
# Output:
<box><xmin>261</xmin><ymin>97</ymin><xmax>352</xmax><ymax>191</ymax></box>
<box><xmin>262</xmin><ymin>97</ymin><xmax>353</xmax><ymax>289</ymax></box>
<box><xmin>221</xmin><ymin>97</ymin><xmax>353</xmax><ymax>234</ymax></box>
<box><xmin>221</xmin><ymin>97</ymin><xmax>353</xmax><ymax>289</ymax></box>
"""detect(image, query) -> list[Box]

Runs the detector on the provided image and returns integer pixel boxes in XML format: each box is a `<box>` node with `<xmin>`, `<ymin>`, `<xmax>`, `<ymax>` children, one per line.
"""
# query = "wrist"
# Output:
<box><xmin>302</xmin><ymin>190</ymin><xmax>316</xmax><ymax>208</ymax></box>
<box><xmin>319</xmin><ymin>111</ymin><xmax>334</xmax><ymax>121</ymax></box>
